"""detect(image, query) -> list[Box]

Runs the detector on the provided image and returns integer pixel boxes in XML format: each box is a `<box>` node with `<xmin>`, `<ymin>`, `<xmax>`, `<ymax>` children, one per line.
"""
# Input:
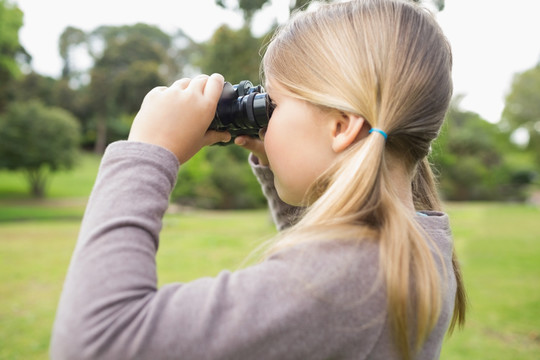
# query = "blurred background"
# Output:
<box><xmin>1</xmin><ymin>0</ymin><xmax>539</xmax><ymax>359</ymax></box>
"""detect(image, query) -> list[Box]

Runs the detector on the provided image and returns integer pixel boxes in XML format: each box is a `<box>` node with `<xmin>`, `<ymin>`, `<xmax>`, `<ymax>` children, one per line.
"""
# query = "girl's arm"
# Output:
<box><xmin>49</xmin><ymin>142</ymin><xmax>305</xmax><ymax>359</ymax></box>
<box><xmin>50</xmin><ymin>141</ymin><xmax>383</xmax><ymax>360</ymax></box>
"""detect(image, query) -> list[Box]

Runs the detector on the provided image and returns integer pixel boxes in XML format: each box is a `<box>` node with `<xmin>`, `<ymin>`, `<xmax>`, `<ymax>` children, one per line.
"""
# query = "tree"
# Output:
<box><xmin>59</xmin><ymin>26</ymin><xmax>87</xmax><ymax>81</ymax></box>
<box><xmin>289</xmin><ymin>0</ymin><xmax>329</xmax><ymax>12</ymax></box>
<box><xmin>431</xmin><ymin>98</ymin><xmax>534</xmax><ymax>201</ymax></box>
<box><xmin>168</xmin><ymin>29</ymin><xmax>202</xmax><ymax>81</ymax></box>
<box><xmin>198</xmin><ymin>24</ymin><xmax>263</xmax><ymax>82</ymax></box>
<box><xmin>216</xmin><ymin>0</ymin><xmax>445</xmax><ymax>26</ymax></box>
<box><xmin>0</xmin><ymin>0</ymin><xmax>24</xmax><ymax>111</ymax></box>
<box><xmin>7</xmin><ymin>70</ymin><xmax>57</xmax><ymax>106</ymax></box>
<box><xmin>502</xmin><ymin>64</ymin><xmax>540</xmax><ymax>169</ymax></box>
<box><xmin>87</xmin><ymin>24</ymin><xmax>171</xmax><ymax>153</ymax></box>
<box><xmin>216</xmin><ymin>0</ymin><xmax>271</xmax><ymax>27</ymax></box>
<box><xmin>7</xmin><ymin>70</ymin><xmax>95</xmax><ymax>149</ymax></box>
<box><xmin>0</xmin><ymin>101</ymin><xmax>80</xmax><ymax>197</ymax></box>
<box><xmin>195</xmin><ymin>22</ymin><xmax>269</xmax><ymax>209</ymax></box>
<box><xmin>412</xmin><ymin>0</ymin><xmax>444</xmax><ymax>11</ymax></box>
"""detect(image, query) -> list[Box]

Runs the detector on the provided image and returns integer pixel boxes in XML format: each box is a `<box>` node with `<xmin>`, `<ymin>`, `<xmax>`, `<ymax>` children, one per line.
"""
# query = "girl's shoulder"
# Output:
<box><xmin>416</xmin><ymin>211</ymin><xmax>453</xmax><ymax>254</ymax></box>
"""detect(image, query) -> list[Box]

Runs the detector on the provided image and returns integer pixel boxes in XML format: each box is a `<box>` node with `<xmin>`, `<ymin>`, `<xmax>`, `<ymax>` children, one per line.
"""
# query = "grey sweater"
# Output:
<box><xmin>50</xmin><ymin>141</ymin><xmax>456</xmax><ymax>360</ymax></box>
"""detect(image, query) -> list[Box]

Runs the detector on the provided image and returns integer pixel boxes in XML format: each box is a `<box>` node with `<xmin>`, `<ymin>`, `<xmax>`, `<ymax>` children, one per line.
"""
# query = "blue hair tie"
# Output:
<box><xmin>369</xmin><ymin>128</ymin><xmax>388</xmax><ymax>140</ymax></box>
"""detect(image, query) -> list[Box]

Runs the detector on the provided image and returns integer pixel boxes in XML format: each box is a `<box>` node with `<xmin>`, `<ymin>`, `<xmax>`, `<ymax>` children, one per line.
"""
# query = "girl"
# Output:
<box><xmin>51</xmin><ymin>1</ymin><xmax>466</xmax><ymax>359</ymax></box>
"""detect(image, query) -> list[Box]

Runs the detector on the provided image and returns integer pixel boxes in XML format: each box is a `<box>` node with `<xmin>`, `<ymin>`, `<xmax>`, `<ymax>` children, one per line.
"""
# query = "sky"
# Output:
<box><xmin>14</xmin><ymin>0</ymin><xmax>540</xmax><ymax>125</ymax></box>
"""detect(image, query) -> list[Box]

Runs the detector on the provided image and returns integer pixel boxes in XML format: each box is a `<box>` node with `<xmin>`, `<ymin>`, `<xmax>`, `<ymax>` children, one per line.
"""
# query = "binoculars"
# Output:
<box><xmin>209</xmin><ymin>80</ymin><xmax>273</xmax><ymax>143</ymax></box>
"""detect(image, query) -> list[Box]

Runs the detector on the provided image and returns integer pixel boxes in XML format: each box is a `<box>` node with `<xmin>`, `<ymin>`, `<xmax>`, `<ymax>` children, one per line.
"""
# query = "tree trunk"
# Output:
<box><xmin>94</xmin><ymin>114</ymin><xmax>107</xmax><ymax>154</ymax></box>
<box><xmin>26</xmin><ymin>168</ymin><xmax>48</xmax><ymax>198</ymax></box>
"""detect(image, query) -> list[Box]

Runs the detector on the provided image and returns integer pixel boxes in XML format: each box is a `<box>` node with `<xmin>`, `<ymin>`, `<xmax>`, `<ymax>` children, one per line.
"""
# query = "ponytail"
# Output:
<box><xmin>379</xmin><ymin>157</ymin><xmax>441</xmax><ymax>358</ymax></box>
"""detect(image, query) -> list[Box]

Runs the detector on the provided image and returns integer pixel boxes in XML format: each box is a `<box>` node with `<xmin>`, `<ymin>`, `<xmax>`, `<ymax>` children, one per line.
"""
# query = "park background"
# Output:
<box><xmin>1</xmin><ymin>0</ymin><xmax>539</xmax><ymax>358</ymax></box>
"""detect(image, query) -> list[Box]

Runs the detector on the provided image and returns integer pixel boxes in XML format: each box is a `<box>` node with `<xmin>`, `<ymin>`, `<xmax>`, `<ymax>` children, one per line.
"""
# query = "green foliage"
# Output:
<box><xmin>59</xmin><ymin>26</ymin><xmax>87</xmax><ymax>79</ymax></box>
<box><xmin>411</xmin><ymin>0</ymin><xmax>445</xmax><ymax>11</ymax></box>
<box><xmin>6</xmin><ymin>71</ymin><xmax>58</xmax><ymax>107</ymax></box>
<box><xmin>173</xmin><ymin>146</ymin><xmax>266</xmax><ymax>209</ymax></box>
<box><xmin>215</xmin><ymin>0</ymin><xmax>271</xmax><ymax>25</ymax></box>
<box><xmin>290</xmin><ymin>0</ymin><xmax>331</xmax><ymax>12</ymax></box>
<box><xmin>206</xmin><ymin>146</ymin><xmax>267</xmax><ymax>208</ymax></box>
<box><xmin>215</xmin><ymin>0</ymin><xmax>444</xmax><ymax>24</ymax></box>
<box><xmin>7</xmin><ymin>71</ymin><xmax>91</xmax><ymax>130</ymax></box>
<box><xmin>0</xmin><ymin>0</ymin><xmax>22</xmax><ymax>75</ymax></box>
<box><xmin>173</xmin><ymin>147</ymin><xmax>216</xmax><ymax>207</ymax></box>
<box><xmin>0</xmin><ymin>0</ymin><xmax>23</xmax><ymax>110</ymax></box>
<box><xmin>5</xmin><ymin>0</ymin><xmax>533</xmax><ymax>208</ymax></box>
<box><xmin>113</xmin><ymin>60</ymin><xmax>163</xmax><ymax>114</ymax></box>
<box><xmin>502</xmin><ymin>65</ymin><xmax>540</xmax><ymax>168</ymax></box>
<box><xmin>77</xmin><ymin>24</ymin><xmax>174</xmax><ymax>152</ymax></box>
<box><xmin>198</xmin><ymin>24</ymin><xmax>264</xmax><ymax>83</ymax></box>
<box><xmin>0</xmin><ymin>101</ymin><xmax>80</xmax><ymax>197</ymax></box>
<box><xmin>431</xmin><ymin>100</ymin><xmax>535</xmax><ymax>201</ymax></box>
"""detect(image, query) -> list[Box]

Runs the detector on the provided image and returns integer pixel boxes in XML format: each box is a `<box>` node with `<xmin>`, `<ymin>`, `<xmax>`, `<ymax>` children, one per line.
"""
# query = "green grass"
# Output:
<box><xmin>0</xmin><ymin>210</ymin><xmax>275</xmax><ymax>360</ymax></box>
<box><xmin>0</xmin><ymin>202</ymin><xmax>539</xmax><ymax>359</ymax></box>
<box><xmin>158</xmin><ymin>210</ymin><xmax>276</xmax><ymax>283</ymax></box>
<box><xmin>0</xmin><ymin>221</ymin><xmax>80</xmax><ymax>360</ymax></box>
<box><xmin>441</xmin><ymin>203</ymin><xmax>540</xmax><ymax>359</ymax></box>
<box><xmin>0</xmin><ymin>152</ymin><xmax>100</xmax><ymax>222</ymax></box>
<box><xmin>0</xmin><ymin>198</ymin><xmax>87</xmax><ymax>222</ymax></box>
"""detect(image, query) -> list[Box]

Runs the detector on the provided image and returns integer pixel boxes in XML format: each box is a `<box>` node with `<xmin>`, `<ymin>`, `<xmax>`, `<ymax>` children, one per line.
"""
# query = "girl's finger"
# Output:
<box><xmin>235</xmin><ymin>135</ymin><xmax>264</xmax><ymax>153</ymax></box>
<box><xmin>203</xmin><ymin>130</ymin><xmax>232</xmax><ymax>146</ymax></box>
<box><xmin>203</xmin><ymin>73</ymin><xmax>225</xmax><ymax>99</ymax></box>
<box><xmin>152</xmin><ymin>85</ymin><xmax>168</xmax><ymax>92</ymax></box>
<box><xmin>170</xmin><ymin>78</ymin><xmax>191</xmax><ymax>90</ymax></box>
<box><xmin>187</xmin><ymin>74</ymin><xmax>210</xmax><ymax>93</ymax></box>
<box><xmin>234</xmin><ymin>135</ymin><xmax>269</xmax><ymax>165</ymax></box>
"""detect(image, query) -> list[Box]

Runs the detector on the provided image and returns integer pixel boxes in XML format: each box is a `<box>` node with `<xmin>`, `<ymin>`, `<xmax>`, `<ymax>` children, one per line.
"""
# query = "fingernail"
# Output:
<box><xmin>211</xmin><ymin>73</ymin><xmax>224</xmax><ymax>82</ymax></box>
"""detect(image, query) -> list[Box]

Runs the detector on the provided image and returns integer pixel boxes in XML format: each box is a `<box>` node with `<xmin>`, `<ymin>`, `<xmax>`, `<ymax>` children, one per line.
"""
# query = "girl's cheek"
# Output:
<box><xmin>263</xmin><ymin>128</ymin><xmax>278</xmax><ymax>165</ymax></box>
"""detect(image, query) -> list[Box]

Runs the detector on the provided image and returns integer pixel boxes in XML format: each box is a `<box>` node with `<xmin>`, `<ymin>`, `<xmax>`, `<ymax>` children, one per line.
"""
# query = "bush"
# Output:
<box><xmin>172</xmin><ymin>145</ymin><xmax>266</xmax><ymax>209</ymax></box>
<box><xmin>431</xmin><ymin>102</ymin><xmax>535</xmax><ymax>202</ymax></box>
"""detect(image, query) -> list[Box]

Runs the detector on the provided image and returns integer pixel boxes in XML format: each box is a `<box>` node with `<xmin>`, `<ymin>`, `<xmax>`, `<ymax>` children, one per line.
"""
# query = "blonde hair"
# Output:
<box><xmin>261</xmin><ymin>0</ymin><xmax>466</xmax><ymax>358</ymax></box>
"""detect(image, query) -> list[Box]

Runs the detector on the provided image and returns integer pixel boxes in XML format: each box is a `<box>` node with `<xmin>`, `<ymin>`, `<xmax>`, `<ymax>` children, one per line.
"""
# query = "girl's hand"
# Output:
<box><xmin>234</xmin><ymin>131</ymin><xmax>269</xmax><ymax>166</ymax></box>
<box><xmin>128</xmin><ymin>74</ymin><xmax>231</xmax><ymax>164</ymax></box>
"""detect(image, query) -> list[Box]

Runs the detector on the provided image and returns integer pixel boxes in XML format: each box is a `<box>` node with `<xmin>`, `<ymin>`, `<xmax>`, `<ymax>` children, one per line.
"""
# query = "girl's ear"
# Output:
<box><xmin>331</xmin><ymin>112</ymin><xmax>368</xmax><ymax>153</ymax></box>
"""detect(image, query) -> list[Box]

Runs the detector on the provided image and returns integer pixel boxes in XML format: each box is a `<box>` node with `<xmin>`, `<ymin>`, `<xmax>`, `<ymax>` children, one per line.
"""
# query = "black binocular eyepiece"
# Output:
<box><xmin>209</xmin><ymin>80</ymin><xmax>273</xmax><ymax>144</ymax></box>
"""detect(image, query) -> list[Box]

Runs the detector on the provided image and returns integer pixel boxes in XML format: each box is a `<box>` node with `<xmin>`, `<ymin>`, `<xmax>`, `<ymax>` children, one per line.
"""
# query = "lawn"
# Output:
<box><xmin>0</xmin><ymin>209</ymin><xmax>276</xmax><ymax>360</ymax></box>
<box><xmin>0</xmin><ymin>152</ymin><xmax>101</xmax><ymax>202</ymax></box>
<box><xmin>0</xmin><ymin>152</ymin><xmax>100</xmax><ymax>222</ymax></box>
<box><xmin>440</xmin><ymin>203</ymin><xmax>540</xmax><ymax>359</ymax></box>
<box><xmin>0</xmin><ymin>203</ymin><xmax>538</xmax><ymax>359</ymax></box>
<box><xmin>1</xmin><ymin>158</ymin><xmax>539</xmax><ymax>359</ymax></box>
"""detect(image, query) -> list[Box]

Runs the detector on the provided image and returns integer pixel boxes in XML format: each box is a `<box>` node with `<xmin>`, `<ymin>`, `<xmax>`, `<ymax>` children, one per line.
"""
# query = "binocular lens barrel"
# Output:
<box><xmin>209</xmin><ymin>81</ymin><xmax>273</xmax><ymax>141</ymax></box>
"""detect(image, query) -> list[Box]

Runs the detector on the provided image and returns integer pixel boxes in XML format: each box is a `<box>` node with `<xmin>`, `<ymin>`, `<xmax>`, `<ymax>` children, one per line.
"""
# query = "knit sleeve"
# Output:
<box><xmin>49</xmin><ymin>141</ymin><xmax>387</xmax><ymax>360</ymax></box>
<box><xmin>248</xmin><ymin>153</ymin><xmax>303</xmax><ymax>231</ymax></box>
